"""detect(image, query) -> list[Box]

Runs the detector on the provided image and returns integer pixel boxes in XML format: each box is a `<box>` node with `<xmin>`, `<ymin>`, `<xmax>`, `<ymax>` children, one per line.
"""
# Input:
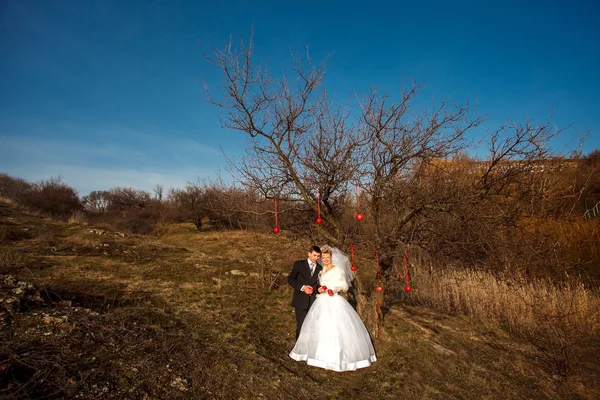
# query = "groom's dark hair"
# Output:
<box><xmin>309</xmin><ymin>245</ymin><xmax>321</xmax><ymax>254</ymax></box>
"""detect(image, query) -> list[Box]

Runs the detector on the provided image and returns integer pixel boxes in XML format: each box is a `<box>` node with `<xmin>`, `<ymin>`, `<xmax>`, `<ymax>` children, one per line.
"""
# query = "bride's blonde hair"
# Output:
<box><xmin>320</xmin><ymin>245</ymin><xmax>332</xmax><ymax>256</ymax></box>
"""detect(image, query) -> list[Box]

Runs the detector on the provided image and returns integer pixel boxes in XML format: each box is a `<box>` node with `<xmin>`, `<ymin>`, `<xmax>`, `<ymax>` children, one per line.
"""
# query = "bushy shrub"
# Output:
<box><xmin>0</xmin><ymin>173</ymin><xmax>32</xmax><ymax>203</ymax></box>
<box><xmin>21</xmin><ymin>177</ymin><xmax>82</xmax><ymax>219</ymax></box>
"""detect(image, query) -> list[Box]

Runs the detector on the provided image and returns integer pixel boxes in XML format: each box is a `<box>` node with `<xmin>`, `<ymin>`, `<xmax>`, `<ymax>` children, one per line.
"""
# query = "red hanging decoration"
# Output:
<box><xmin>375</xmin><ymin>297</ymin><xmax>383</xmax><ymax>336</ymax></box>
<box><xmin>355</xmin><ymin>184</ymin><xmax>364</xmax><ymax>221</ymax></box>
<box><xmin>349</xmin><ymin>242</ymin><xmax>357</xmax><ymax>271</ymax></box>
<box><xmin>316</xmin><ymin>191</ymin><xmax>323</xmax><ymax>224</ymax></box>
<box><xmin>403</xmin><ymin>252</ymin><xmax>412</xmax><ymax>292</ymax></box>
<box><xmin>273</xmin><ymin>197</ymin><xmax>280</xmax><ymax>234</ymax></box>
<box><xmin>375</xmin><ymin>250</ymin><xmax>383</xmax><ymax>292</ymax></box>
<box><xmin>373</xmin><ymin>250</ymin><xmax>383</xmax><ymax>335</ymax></box>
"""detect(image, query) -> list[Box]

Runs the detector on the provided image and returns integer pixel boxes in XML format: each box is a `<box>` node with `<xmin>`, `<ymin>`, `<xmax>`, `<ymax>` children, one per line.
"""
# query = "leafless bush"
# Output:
<box><xmin>105</xmin><ymin>187</ymin><xmax>151</xmax><ymax>210</ymax></box>
<box><xmin>20</xmin><ymin>176</ymin><xmax>82</xmax><ymax>219</ymax></box>
<box><xmin>575</xmin><ymin>149</ymin><xmax>600</xmax><ymax>216</ymax></box>
<box><xmin>0</xmin><ymin>173</ymin><xmax>32</xmax><ymax>203</ymax></box>
<box><xmin>82</xmin><ymin>188</ymin><xmax>178</xmax><ymax>235</ymax></box>
<box><xmin>253</xmin><ymin>254</ymin><xmax>283</xmax><ymax>291</ymax></box>
<box><xmin>168</xmin><ymin>182</ymin><xmax>206</xmax><ymax>230</ymax></box>
<box><xmin>1</xmin><ymin>174</ymin><xmax>83</xmax><ymax>220</ymax></box>
<box><xmin>85</xmin><ymin>207</ymin><xmax>159</xmax><ymax>235</ymax></box>
<box><xmin>410</xmin><ymin>154</ymin><xmax>600</xmax><ymax>282</ymax></box>
<box><xmin>81</xmin><ymin>190</ymin><xmax>111</xmax><ymax>213</ymax></box>
<box><xmin>169</xmin><ymin>181</ymin><xmax>270</xmax><ymax>231</ymax></box>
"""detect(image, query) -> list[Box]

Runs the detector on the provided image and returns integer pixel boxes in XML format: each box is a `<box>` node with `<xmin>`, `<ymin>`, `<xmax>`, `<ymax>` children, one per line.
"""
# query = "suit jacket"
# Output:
<box><xmin>288</xmin><ymin>259</ymin><xmax>322</xmax><ymax>310</ymax></box>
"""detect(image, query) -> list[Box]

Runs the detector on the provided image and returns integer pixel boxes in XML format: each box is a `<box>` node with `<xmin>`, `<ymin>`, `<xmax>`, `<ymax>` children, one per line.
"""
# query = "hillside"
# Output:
<box><xmin>1</xmin><ymin>200</ymin><xmax>597</xmax><ymax>399</ymax></box>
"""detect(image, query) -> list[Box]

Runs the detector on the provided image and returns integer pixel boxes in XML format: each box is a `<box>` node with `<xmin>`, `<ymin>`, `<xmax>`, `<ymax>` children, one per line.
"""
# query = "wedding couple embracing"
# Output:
<box><xmin>287</xmin><ymin>245</ymin><xmax>377</xmax><ymax>372</ymax></box>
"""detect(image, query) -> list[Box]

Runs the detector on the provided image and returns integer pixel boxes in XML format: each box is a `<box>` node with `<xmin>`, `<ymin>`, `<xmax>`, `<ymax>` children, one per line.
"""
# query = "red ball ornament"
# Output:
<box><xmin>356</xmin><ymin>213</ymin><xmax>364</xmax><ymax>221</ymax></box>
<box><xmin>321</xmin><ymin>286</ymin><xmax>327</xmax><ymax>291</ymax></box>
<box><xmin>273</xmin><ymin>227</ymin><xmax>280</xmax><ymax>234</ymax></box>
<box><xmin>376</xmin><ymin>286</ymin><xmax>383</xmax><ymax>293</ymax></box>
<box><xmin>405</xmin><ymin>285</ymin><xmax>412</xmax><ymax>292</ymax></box>
<box><xmin>327</xmin><ymin>289</ymin><xmax>334</xmax><ymax>296</ymax></box>
<box><xmin>316</xmin><ymin>217</ymin><xmax>323</xmax><ymax>225</ymax></box>
<box><xmin>351</xmin><ymin>265</ymin><xmax>357</xmax><ymax>272</ymax></box>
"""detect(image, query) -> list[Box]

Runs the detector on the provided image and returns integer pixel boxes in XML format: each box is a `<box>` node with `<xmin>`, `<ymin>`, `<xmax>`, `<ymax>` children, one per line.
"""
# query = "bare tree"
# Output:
<box><xmin>106</xmin><ymin>187</ymin><xmax>151</xmax><ymax>211</ymax></box>
<box><xmin>153</xmin><ymin>184</ymin><xmax>164</xmax><ymax>201</ymax></box>
<box><xmin>203</xmin><ymin>34</ymin><xmax>489</xmax><ymax>335</ymax></box>
<box><xmin>82</xmin><ymin>190</ymin><xmax>111</xmax><ymax>213</ymax></box>
<box><xmin>169</xmin><ymin>183</ymin><xmax>206</xmax><ymax>231</ymax></box>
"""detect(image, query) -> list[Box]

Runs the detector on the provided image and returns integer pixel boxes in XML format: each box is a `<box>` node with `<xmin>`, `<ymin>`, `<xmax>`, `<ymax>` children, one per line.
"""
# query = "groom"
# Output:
<box><xmin>288</xmin><ymin>245</ymin><xmax>322</xmax><ymax>339</ymax></box>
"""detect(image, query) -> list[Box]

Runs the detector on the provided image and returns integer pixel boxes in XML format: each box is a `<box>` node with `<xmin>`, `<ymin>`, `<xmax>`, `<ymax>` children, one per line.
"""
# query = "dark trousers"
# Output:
<box><xmin>294</xmin><ymin>307</ymin><xmax>309</xmax><ymax>340</ymax></box>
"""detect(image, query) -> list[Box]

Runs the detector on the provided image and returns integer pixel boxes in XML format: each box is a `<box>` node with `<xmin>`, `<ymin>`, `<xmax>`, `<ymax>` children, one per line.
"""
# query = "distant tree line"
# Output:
<box><xmin>0</xmin><ymin>174</ymin><xmax>271</xmax><ymax>234</ymax></box>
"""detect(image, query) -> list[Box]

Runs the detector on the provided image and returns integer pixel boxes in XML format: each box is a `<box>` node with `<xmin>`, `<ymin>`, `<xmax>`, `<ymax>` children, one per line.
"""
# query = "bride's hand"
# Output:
<box><xmin>318</xmin><ymin>286</ymin><xmax>327</xmax><ymax>294</ymax></box>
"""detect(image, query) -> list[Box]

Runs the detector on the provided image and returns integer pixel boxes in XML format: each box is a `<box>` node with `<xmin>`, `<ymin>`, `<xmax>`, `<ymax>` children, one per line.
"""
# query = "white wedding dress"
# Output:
<box><xmin>289</xmin><ymin>264</ymin><xmax>377</xmax><ymax>372</ymax></box>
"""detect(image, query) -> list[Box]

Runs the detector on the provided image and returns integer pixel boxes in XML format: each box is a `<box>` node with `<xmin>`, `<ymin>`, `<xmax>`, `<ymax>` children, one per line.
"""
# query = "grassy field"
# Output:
<box><xmin>1</xmin><ymin>200</ymin><xmax>598</xmax><ymax>399</ymax></box>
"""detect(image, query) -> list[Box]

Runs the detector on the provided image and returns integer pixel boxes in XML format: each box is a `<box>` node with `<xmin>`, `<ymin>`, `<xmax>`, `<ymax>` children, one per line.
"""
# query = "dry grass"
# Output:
<box><xmin>2</xmin><ymin>200</ymin><xmax>599</xmax><ymax>399</ymax></box>
<box><xmin>67</xmin><ymin>211</ymin><xmax>86</xmax><ymax>225</ymax></box>
<box><xmin>410</xmin><ymin>264</ymin><xmax>600</xmax><ymax>378</ymax></box>
<box><xmin>411</xmin><ymin>266</ymin><xmax>600</xmax><ymax>332</ymax></box>
<box><xmin>0</xmin><ymin>249</ymin><xmax>27</xmax><ymax>273</ymax></box>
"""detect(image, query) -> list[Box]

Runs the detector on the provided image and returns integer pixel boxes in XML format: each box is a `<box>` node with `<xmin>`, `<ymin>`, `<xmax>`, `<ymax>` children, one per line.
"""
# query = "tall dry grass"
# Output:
<box><xmin>409</xmin><ymin>264</ymin><xmax>600</xmax><ymax>375</ymax></box>
<box><xmin>411</xmin><ymin>266</ymin><xmax>599</xmax><ymax>333</ymax></box>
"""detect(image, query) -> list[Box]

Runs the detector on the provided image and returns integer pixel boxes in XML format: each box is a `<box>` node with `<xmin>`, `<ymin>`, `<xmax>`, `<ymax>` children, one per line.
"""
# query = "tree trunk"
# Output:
<box><xmin>351</xmin><ymin>275</ymin><xmax>383</xmax><ymax>338</ymax></box>
<box><xmin>192</xmin><ymin>217</ymin><xmax>203</xmax><ymax>232</ymax></box>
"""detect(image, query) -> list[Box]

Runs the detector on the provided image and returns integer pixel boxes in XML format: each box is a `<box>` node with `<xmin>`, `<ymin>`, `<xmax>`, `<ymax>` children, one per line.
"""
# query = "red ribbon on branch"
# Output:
<box><xmin>349</xmin><ymin>243</ymin><xmax>357</xmax><ymax>271</ymax></box>
<box><xmin>356</xmin><ymin>184</ymin><xmax>364</xmax><ymax>221</ymax></box>
<box><xmin>374</xmin><ymin>250</ymin><xmax>384</xmax><ymax>334</ymax></box>
<box><xmin>316</xmin><ymin>191</ymin><xmax>323</xmax><ymax>224</ymax></box>
<box><xmin>375</xmin><ymin>250</ymin><xmax>382</xmax><ymax>292</ymax></box>
<box><xmin>403</xmin><ymin>253</ymin><xmax>412</xmax><ymax>292</ymax></box>
<box><xmin>273</xmin><ymin>197</ymin><xmax>280</xmax><ymax>234</ymax></box>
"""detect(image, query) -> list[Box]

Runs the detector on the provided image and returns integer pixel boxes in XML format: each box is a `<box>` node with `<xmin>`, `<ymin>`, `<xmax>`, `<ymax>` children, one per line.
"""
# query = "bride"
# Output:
<box><xmin>289</xmin><ymin>245</ymin><xmax>377</xmax><ymax>371</ymax></box>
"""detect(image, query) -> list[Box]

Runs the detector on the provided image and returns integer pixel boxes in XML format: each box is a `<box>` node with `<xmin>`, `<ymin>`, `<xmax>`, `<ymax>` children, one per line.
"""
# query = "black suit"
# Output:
<box><xmin>288</xmin><ymin>259</ymin><xmax>322</xmax><ymax>339</ymax></box>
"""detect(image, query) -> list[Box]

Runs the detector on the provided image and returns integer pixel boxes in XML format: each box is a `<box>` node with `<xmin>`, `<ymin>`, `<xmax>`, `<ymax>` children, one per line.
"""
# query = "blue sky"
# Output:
<box><xmin>1</xmin><ymin>0</ymin><xmax>598</xmax><ymax>195</ymax></box>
